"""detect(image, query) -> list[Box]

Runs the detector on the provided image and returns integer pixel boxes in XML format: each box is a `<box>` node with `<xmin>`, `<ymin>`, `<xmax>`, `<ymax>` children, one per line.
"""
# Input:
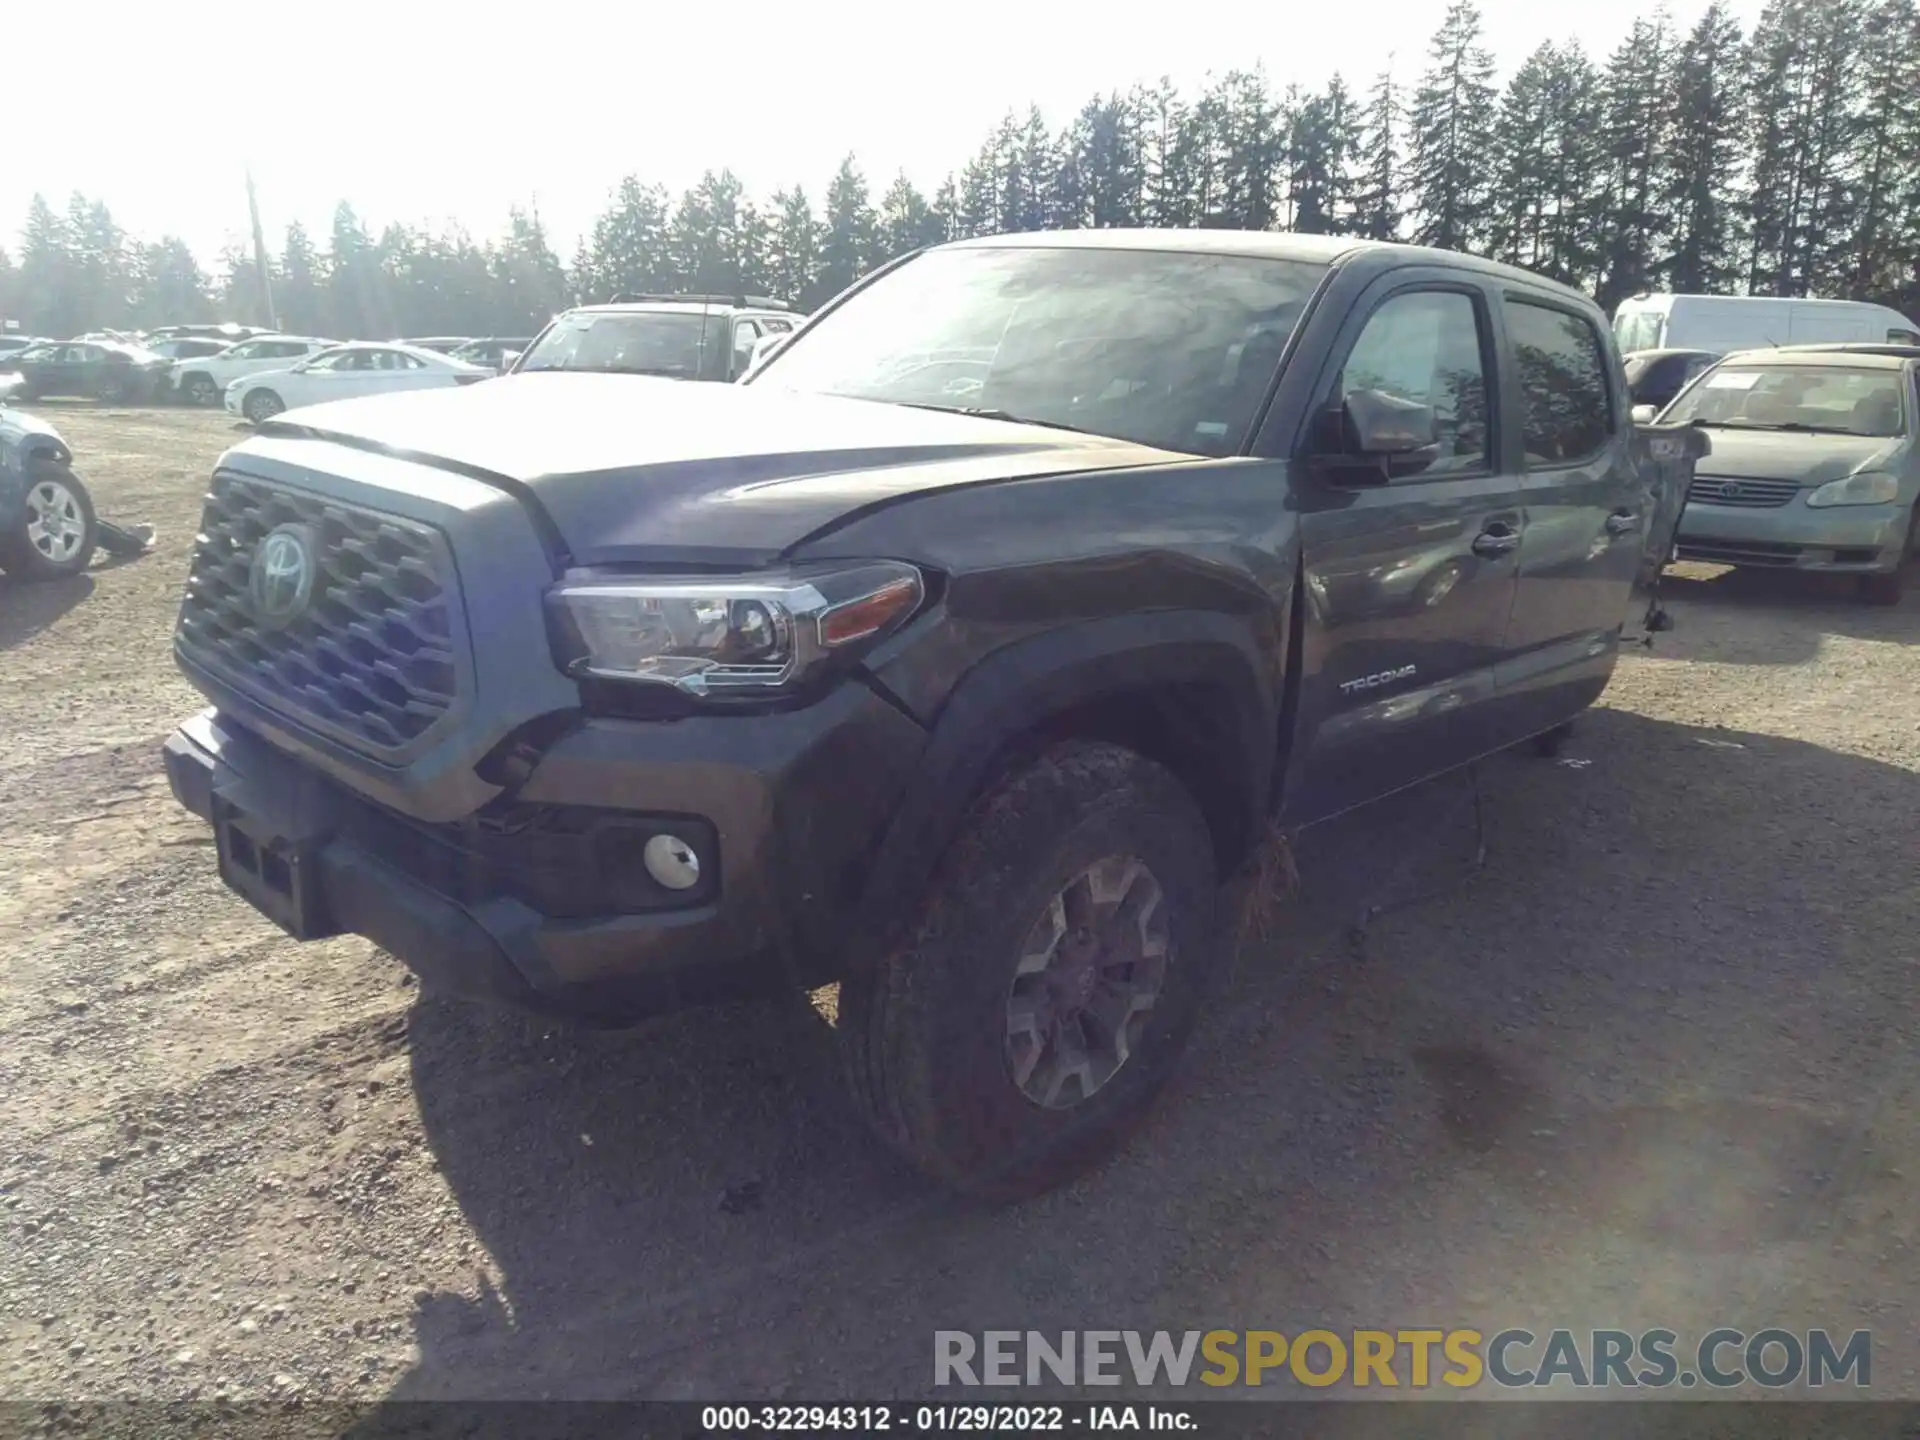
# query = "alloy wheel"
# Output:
<box><xmin>1004</xmin><ymin>855</ymin><xmax>1172</xmax><ymax>1110</ymax></box>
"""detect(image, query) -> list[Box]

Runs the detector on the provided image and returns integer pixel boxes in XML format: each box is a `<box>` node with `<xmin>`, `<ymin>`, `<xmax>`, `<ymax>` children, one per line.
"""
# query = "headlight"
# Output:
<box><xmin>547</xmin><ymin>561</ymin><xmax>926</xmax><ymax>695</ymax></box>
<box><xmin>1807</xmin><ymin>472</ymin><xmax>1900</xmax><ymax>507</ymax></box>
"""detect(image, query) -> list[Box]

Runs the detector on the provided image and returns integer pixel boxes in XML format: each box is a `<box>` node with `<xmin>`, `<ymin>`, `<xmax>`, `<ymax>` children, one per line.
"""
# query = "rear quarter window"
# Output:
<box><xmin>1505</xmin><ymin>299</ymin><xmax>1612</xmax><ymax>465</ymax></box>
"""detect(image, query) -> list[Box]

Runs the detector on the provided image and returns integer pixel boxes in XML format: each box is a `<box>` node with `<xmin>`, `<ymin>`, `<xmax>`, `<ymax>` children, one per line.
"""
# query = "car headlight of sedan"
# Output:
<box><xmin>1806</xmin><ymin>471</ymin><xmax>1900</xmax><ymax>507</ymax></box>
<box><xmin>546</xmin><ymin>561</ymin><xmax>926</xmax><ymax>695</ymax></box>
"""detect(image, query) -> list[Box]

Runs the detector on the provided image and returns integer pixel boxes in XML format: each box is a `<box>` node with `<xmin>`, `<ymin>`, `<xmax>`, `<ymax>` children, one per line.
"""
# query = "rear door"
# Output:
<box><xmin>1497</xmin><ymin>292</ymin><xmax>1641</xmax><ymax>739</ymax></box>
<box><xmin>1281</xmin><ymin>273</ymin><xmax>1529</xmax><ymax>826</ymax></box>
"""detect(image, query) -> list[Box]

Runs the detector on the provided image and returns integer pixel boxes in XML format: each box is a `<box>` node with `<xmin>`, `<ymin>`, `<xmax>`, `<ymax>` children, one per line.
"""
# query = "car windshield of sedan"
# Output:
<box><xmin>1663</xmin><ymin>364</ymin><xmax>1910</xmax><ymax>436</ymax></box>
<box><xmin>750</xmin><ymin>246</ymin><xmax>1328</xmax><ymax>456</ymax></box>
<box><xmin>516</xmin><ymin>311</ymin><xmax>728</xmax><ymax>378</ymax></box>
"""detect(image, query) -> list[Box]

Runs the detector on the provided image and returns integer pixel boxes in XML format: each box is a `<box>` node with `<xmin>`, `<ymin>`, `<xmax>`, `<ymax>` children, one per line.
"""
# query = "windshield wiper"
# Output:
<box><xmin>890</xmin><ymin>401</ymin><xmax>1098</xmax><ymax>437</ymax></box>
<box><xmin>1696</xmin><ymin>420</ymin><xmax>1841</xmax><ymax>433</ymax></box>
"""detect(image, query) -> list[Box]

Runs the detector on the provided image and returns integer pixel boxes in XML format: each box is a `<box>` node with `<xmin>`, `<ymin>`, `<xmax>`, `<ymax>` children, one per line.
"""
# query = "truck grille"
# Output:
<box><xmin>175</xmin><ymin>472</ymin><xmax>468</xmax><ymax>756</ymax></box>
<box><xmin>1686</xmin><ymin>475</ymin><xmax>1800</xmax><ymax>509</ymax></box>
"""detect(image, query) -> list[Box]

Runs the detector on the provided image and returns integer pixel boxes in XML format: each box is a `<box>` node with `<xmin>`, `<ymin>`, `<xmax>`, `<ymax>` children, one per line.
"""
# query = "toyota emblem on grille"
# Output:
<box><xmin>1718</xmin><ymin>482</ymin><xmax>1744</xmax><ymax>500</ymax></box>
<box><xmin>248</xmin><ymin>524</ymin><xmax>317</xmax><ymax>628</ymax></box>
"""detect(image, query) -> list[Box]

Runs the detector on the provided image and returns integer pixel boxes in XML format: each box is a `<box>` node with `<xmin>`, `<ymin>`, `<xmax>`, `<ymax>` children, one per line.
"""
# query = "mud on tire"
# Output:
<box><xmin>839</xmin><ymin>741</ymin><xmax>1222</xmax><ymax>1201</ymax></box>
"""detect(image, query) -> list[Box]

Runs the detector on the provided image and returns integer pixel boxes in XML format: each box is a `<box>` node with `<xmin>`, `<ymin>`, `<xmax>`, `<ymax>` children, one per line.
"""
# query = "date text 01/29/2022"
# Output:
<box><xmin>700</xmin><ymin>1403</ymin><xmax>1192</xmax><ymax>1432</ymax></box>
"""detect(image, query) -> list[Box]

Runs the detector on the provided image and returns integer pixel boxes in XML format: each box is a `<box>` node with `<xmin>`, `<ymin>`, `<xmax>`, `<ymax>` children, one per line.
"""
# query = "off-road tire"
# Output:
<box><xmin>0</xmin><ymin>459</ymin><xmax>97</xmax><ymax>581</ymax></box>
<box><xmin>839</xmin><ymin>741</ymin><xmax>1221</xmax><ymax>1202</ymax></box>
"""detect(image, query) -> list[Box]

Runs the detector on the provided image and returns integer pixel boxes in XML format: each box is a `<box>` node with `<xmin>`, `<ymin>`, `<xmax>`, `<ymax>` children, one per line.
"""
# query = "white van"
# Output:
<box><xmin>1612</xmin><ymin>293</ymin><xmax>1920</xmax><ymax>355</ymax></box>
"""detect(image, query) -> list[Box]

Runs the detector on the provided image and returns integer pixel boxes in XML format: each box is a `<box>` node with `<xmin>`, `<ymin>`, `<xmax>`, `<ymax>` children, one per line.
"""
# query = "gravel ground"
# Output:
<box><xmin>0</xmin><ymin>406</ymin><xmax>1915</xmax><ymax>1408</ymax></box>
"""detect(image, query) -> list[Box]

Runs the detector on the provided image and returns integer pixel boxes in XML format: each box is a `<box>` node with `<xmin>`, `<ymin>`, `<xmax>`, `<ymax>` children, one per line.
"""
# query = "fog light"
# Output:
<box><xmin>643</xmin><ymin>833</ymin><xmax>701</xmax><ymax>891</ymax></box>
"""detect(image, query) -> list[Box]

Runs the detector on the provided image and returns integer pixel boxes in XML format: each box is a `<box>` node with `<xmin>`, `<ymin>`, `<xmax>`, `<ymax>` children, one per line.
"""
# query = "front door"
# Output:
<box><xmin>1281</xmin><ymin>278</ymin><xmax>1528</xmax><ymax>826</ymax></box>
<box><xmin>1496</xmin><ymin>295</ymin><xmax>1643</xmax><ymax>739</ymax></box>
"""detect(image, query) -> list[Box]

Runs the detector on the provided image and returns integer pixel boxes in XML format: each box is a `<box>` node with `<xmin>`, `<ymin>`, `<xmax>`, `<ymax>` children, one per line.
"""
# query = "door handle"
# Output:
<box><xmin>1471</xmin><ymin>524</ymin><xmax>1521</xmax><ymax>558</ymax></box>
<box><xmin>1605</xmin><ymin>509</ymin><xmax>1639</xmax><ymax>535</ymax></box>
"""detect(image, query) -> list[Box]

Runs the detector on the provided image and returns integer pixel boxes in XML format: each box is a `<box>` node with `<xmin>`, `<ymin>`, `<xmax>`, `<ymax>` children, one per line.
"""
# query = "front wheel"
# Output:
<box><xmin>96</xmin><ymin>372</ymin><xmax>132</xmax><ymax>405</ymax></box>
<box><xmin>0</xmin><ymin>460</ymin><xmax>98</xmax><ymax>581</ymax></box>
<box><xmin>242</xmin><ymin>388</ymin><xmax>285</xmax><ymax>424</ymax></box>
<box><xmin>182</xmin><ymin>373</ymin><xmax>219</xmax><ymax>406</ymax></box>
<box><xmin>839</xmin><ymin>742</ymin><xmax>1222</xmax><ymax>1201</ymax></box>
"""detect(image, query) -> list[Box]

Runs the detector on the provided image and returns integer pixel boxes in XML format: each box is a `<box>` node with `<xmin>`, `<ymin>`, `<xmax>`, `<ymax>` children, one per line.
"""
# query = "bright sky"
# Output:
<box><xmin>6</xmin><ymin>0</ymin><xmax>1761</xmax><ymax>266</ymax></box>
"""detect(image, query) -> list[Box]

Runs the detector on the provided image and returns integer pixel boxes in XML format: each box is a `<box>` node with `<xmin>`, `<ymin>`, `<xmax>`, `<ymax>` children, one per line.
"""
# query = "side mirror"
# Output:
<box><xmin>1345</xmin><ymin>388</ymin><xmax>1438</xmax><ymax>453</ymax></box>
<box><xmin>499</xmin><ymin>351</ymin><xmax>521</xmax><ymax>372</ymax></box>
<box><xmin>1308</xmin><ymin>390</ymin><xmax>1438</xmax><ymax>487</ymax></box>
<box><xmin>1631</xmin><ymin>403</ymin><xmax>1659</xmax><ymax>425</ymax></box>
<box><xmin>743</xmin><ymin>332</ymin><xmax>789</xmax><ymax>378</ymax></box>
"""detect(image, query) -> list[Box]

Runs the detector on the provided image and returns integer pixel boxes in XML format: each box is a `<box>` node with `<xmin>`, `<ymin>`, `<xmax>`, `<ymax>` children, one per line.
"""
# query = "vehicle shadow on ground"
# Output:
<box><xmin>0</xmin><ymin>571</ymin><xmax>94</xmax><ymax>651</ymax></box>
<box><xmin>373</xmin><ymin>706</ymin><xmax>1920</xmax><ymax>1408</ymax></box>
<box><xmin>1653</xmin><ymin>560</ymin><xmax>1918</xmax><ymax>664</ymax></box>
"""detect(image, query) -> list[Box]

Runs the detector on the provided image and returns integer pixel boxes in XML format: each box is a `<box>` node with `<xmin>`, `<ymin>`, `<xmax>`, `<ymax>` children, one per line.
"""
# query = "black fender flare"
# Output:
<box><xmin>850</xmin><ymin>609</ymin><xmax>1283</xmax><ymax>961</ymax></box>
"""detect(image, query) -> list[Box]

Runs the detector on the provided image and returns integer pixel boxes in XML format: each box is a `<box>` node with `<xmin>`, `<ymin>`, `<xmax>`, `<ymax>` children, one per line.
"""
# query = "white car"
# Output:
<box><xmin>171</xmin><ymin>335</ymin><xmax>336</xmax><ymax>407</ymax></box>
<box><xmin>225</xmin><ymin>342</ymin><xmax>494</xmax><ymax>424</ymax></box>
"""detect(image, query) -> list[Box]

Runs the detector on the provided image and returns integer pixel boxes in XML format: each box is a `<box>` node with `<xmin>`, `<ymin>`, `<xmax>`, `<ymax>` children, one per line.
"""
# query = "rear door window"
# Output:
<box><xmin>1504</xmin><ymin>299</ymin><xmax>1612</xmax><ymax>466</ymax></box>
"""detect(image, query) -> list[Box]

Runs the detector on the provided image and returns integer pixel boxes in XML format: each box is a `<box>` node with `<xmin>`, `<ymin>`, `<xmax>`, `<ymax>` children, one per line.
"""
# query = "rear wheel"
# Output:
<box><xmin>0</xmin><ymin>460</ymin><xmax>97</xmax><ymax>581</ymax></box>
<box><xmin>242</xmin><ymin>388</ymin><xmax>285</xmax><ymax>424</ymax></box>
<box><xmin>96</xmin><ymin>372</ymin><xmax>132</xmax><ymax>405</ymax></box>
<box><xmin>839</xmin><ymin>742</ymin><xmax>1222</xmax><ymax>1201</ymax></box>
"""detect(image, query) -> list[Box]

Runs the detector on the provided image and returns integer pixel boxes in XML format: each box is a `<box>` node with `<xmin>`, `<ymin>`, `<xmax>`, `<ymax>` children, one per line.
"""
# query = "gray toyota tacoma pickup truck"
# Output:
<box><xmin>162</xmin><ymin>230</ymin><xmax>1704</xmax><ymax>1199</ymax></box>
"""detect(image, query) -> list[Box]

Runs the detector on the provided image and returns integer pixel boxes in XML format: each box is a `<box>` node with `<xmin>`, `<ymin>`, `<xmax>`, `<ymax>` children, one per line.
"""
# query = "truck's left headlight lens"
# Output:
<box><xmin>547</xmin><ymin>561</ymin><xmax>925</xmax><ymax>695</ymax></box>
<box><xmin>1807</xmin><ymin>471</ymin><xmax>1900</xmax><ymax>507</ymax></box>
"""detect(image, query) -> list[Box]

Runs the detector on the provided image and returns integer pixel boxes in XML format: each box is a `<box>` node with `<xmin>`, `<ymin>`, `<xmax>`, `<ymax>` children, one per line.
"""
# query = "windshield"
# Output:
<box><xmin>1662</xmin><ymin>364</ymin><xmax>1909</xmax><ymax>436</ymax></box>
<box><xmin>751</xmin><ymin>246</ymin><xmax>1327</xmax><ymax>456</ymax></box>
<box><xmin>517</xmin><ymin>311</ymin><xmax>728</xmax><ymax>378</ymax></box>
<box><xmin>1613</xmin><ymin>309</ymin><xmax>1666</xmax><ymax>354</ymax></box>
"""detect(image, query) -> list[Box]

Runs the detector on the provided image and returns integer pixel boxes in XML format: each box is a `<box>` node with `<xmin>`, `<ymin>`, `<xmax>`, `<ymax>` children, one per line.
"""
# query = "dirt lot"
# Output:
<box><xmin>1</xmin><ymin>405</ymin><xmax>1916</xmax><ymax>1407</ymax></box>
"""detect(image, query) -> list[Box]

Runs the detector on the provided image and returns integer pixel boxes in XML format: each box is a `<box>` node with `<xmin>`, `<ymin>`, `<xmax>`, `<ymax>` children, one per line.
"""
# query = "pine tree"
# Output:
<box><xmin>1217</xmin><ymin>70</ymin><xmax>1282</xmax><ymax>230</ymax></box>
<box><xmin>1489</xmin><ymin>44</ymin><xmax>1558</xmax><ymax>269</ymax></box>
<box><xmin>1592</xmin><ymin>16</ymin><xmax>1678</xmax><ymax>308</ymax></box>
<box><xmin>1135</xmin><ymin>79</ymin><xmax>1193</xmax><ymax>227</ymax></box>
<box><xmin>819</xmin><ymin>156</ymin><xmax>877</xmax><ymax>302</ymax></box>
<box><xmin>1746</xmin><ymin>0</ymin><xmax>1868</xmax><ymax>296</ymax></box>
<box><xmin>584</xmin><ymin>177</ymin><xmax>672</xmax><ymax>299</ymax></box>
<box><xmin>1320</xmin><ymin>75</ymin><xmax>1368</xmax><ymax>235</ymax></box>
<box><xmin>1287</xmin><ymin>85</ymin><xmax>1340</xmax><ymax>234</ymax></box>
<box><xmin>1537</xmin><ymin>43</ymin><xmax>1604</xmax><ymax>286</ymax></box>
<box><xmin>878</xmin><ymin>174</ymin><xmax>942</xmax><ymax>261</ymax></box>
<box><xmin>1352</xmin><ymin>68</ymin><xmax>1403</xmax><ymax>241</ymax></box>
<box><xmin>274</xmin><ymin>223</ymin><xmax>322</xmax><ymax>334</ymax></box>
<box><xmin>132</xmin><ymin>238</ymin><xmax>213</xmax><ymax>326</ymax></box>
<box><xmin>1066</xmin><ymin>94</ymin><xmax>1142</xmax><ymax>228</ymax></box>
<box><xmin>929</xmin><ymin>176</ymin><xmax>961</xmax><ymax>245</ymax></box>
<box><xmin>67</xmin><ymin>195</ymin><xmax>134</xmax><ymax>332</ymax></box>
<box><xmin>766</xmin><ymin>187</ymin><xmax>821</xmax><ymax>308</ymax></box>
<box><xmin>1406</xmin><ymin>2</ymin><xmax>1499</xmax><ymax>252</ymax></box>
<box><xmin>1847</xmin><ymin>0</ymin><xmax>1920</xmax><ymax>302</ymax></box>
<box><xmin>1659</xmin><ymin>1</ymin><xmax>1748</xmax><ymax>293</ymax></box>
<box><xmin>490</xmin><ymin>208</ymin><xmax>570</xmax><ymax>330</ymax></box>
<box><xmin>16</xmin><ymin>194</ymin><xmax>79</xmax><ymax>338</ymax></box>
<box><xmin>327</xmin><ymin>203</ymin><xmax>383</xmax><ymax>339</ymax></box>
<box><xmin>665</xmin><ymin>171</ymin><xmax>756</xmax><ymax>294</ymax></box>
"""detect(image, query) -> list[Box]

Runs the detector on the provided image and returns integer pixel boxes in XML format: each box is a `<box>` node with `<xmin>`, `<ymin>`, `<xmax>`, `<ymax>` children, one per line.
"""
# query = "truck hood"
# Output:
<box><xmin>1690</xmin><ymin>426</ymin><xmax>1905</xmax><ymax>485</ymax></box>
<box><xmin>250</xmin><ymin>372</ymin><xmax>1189</xmax><ymax>566</ymax></box>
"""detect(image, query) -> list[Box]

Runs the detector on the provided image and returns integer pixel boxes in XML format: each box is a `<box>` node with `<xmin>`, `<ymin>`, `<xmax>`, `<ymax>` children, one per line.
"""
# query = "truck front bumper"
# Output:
<box><xmin>163</xmin><ymin>690</ymin><xmax>927</xmax><ymax>1025</ymax></box>
<box><xmin>1676</xmin><ymin>497</ymin><xmax>1912</xmax><ymax>573</ymax></box>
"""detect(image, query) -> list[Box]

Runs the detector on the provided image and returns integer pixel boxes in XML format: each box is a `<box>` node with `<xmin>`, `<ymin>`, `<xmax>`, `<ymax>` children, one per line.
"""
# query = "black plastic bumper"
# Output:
<box><xmin>163</xmin><ymin>691</ymin><xmax>927</xmax><ymax>1024</ymax></box>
